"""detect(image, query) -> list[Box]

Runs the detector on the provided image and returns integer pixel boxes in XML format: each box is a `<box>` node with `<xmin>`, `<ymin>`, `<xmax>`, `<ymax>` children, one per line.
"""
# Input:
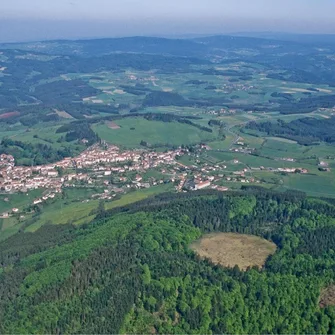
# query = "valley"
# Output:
<box><xmin>0</xmin><ymin>34</ymin><xmax>335</xmax><ymax>334</ymax></box>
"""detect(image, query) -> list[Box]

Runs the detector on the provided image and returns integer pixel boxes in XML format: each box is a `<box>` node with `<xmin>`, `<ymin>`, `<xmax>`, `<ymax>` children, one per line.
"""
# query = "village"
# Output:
<box><xmin>0</xmin><ymin>143</ymin><xmax>180</xmax><ymax>196</ymax></box>
<box><xmin>0</xmin><ymin>141</ymin><xmax>312</xmax><ymax>217</ymax></box>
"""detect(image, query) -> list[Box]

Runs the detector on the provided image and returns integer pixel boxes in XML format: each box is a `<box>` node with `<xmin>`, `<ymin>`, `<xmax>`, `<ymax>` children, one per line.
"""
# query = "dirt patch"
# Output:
<box><xmin>54</xmin><ymin>109</ymin><xmax>73</xmax><ymax>119</ymax></box>
<box><xmin>320</xmin><ymin>285</ymin><xmax>335</xmax><ymax>308</ymax></box>
<box><xmin>0</xmin><ymin>111</ymin><xmax>20</xmax><ymax>119</ymax></box>
<box><xmin>317</xmin><ymin>88</ymin><xmax>332</xmax><ymax>93</ymax></box>
<box><xmin>106</xmin><ymin>121</ymin><xmax>120</xmax><ymax>129</ymax></box>
<box><xmin>190</xmin><ymin>232</ymin><xmax>277</xmax><ymax>270</ymax></box>
<box><xmin>266</xmin><ymin>136</ymin><xmax>298</xmax><ymax>144</ymax></box>
<box><xmin>280</xmin><ymin>87</ymin><xmax>311</xmax><ymax>93</ymax></box>
<box><xmin>113</xmin><ymin>89</ymin><xmax>125</xmax><ymax>94</ymax></box>
<box><xmin>60</xmin><ymin>75</ymin><xmax>70</xmax><ymax>81</ymax></box>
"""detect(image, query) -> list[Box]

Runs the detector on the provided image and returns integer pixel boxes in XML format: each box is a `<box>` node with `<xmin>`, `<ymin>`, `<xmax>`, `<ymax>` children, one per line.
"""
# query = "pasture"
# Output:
<box><xmin>279</xmin><ymin>171</ymin><xmax>335</xmax><ymax>198</ymax></box>
<box><xmin>0</xmin><ymin>122</ymin><xmax>84</xmax><ymax>154</ymax></box>
<box><xmin>204</xmin><ymin>150</ymin><xmax>302</xmax><ymax>169</ymax></box>
<box><xmin>0</xmin><ymin>189</ymin><xmax>44</xmax><ymax>213</ymax></box>
<box><xmin>24</xmin><ymin>184</ymin><xmax>174</xmax><ymax>232</ymax></box>
<box><xmin>93</xmin><ymin>118</ymin><xmax>217</xmax><ymax>148</ymax></box>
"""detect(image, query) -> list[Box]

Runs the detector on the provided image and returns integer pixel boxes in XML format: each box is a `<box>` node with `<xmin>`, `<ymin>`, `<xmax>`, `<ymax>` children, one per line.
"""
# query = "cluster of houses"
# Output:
<box><xmin>33</xmin><ymin>192</ymin><xmax>57</xmax><ymax>205</ymax></box>
<box><xmin>0</xmin><ymin>160</ymin><xmax>63</xmax><ymax>193</ymax></box>
<box><xmin>0</xmin><ymin>144</ymin><xmax>185</xmax><ymax>199</ymax></box>
<box><xmin>2</xmin><ymin>139</ymin><xmax>317</xmax><ymax>219</ymax></box>
<box><xmin>54</xmin><ymin>144</ymin><xmax>179</xmax><ymax>171</ymax></box>
<box><xmin>0</xmin><ymin>154</ymin><xmax>15</xmax><ymax>168</ymax></box>
<box><xmin>318</xmin><ymin>161</ymin><xmax>331</xmax><ymax>172</ymax></box>
<box><xmin>207</xmin><ymin>108</ymin><xmax>239</xmax><ymax>116</ymax></box>
<box><xmin>277</xmin><ymin>168</ymin><xmax>308</xmax><ymax>174</ymax></box>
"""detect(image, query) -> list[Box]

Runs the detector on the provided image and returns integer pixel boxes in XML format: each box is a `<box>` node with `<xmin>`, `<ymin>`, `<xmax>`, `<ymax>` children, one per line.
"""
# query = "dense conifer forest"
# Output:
<box><xmin>1</xmin><ymin>189</ymin><xmax>335</xmax><ymax>333</ymax></box>
<box><xmin>246</xmin><ymin>117</ymin><xmax>335</xmax><ymax>145</ymax></box>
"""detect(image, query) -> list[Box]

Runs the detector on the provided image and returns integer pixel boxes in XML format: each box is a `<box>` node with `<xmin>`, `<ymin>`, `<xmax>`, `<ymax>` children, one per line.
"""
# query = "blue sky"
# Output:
<box><xmin>1</xmin><ymin>0</ymin><xmax>335</xmax><ymax>42</ymax></box>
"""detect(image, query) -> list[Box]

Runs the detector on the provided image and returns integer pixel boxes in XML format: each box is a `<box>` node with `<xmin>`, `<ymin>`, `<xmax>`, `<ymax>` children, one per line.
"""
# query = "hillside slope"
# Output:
<box><xmin>1</xmin><ymin>190</ymin><xmax>335</xmax><ymax>333</ymax></box>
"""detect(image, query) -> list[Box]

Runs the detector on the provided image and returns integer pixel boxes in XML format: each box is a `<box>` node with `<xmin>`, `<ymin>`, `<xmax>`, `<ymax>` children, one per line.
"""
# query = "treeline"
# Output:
<box><xmin>32</xmin><ymin>79</ymin><xmax>99</xmax><ymax>105</ymax></box>
<box><xmin>0</xmin><ymin>105</ymin><xmax>61</xmax><ymax>126</ymax></box>
<box><xmin>0</xmin><ymin>138</ymin><xmax>77</xmax><ymax>166</ymax></box>
<box><xmin>0</xmin><ymin>103</ymin><xmax>119</xmax><ymax>127</ymax></box>
<box><xmin>140</xmin><ymin>140</ymin><xmax>180</xmax><ymax>150</ymax></box>
<box><xmin>73</xmin><ymin>112</ymin><xmax>212</xmax><ymax>134</ymax></box>
<box><xmin>185</xmin><ymin>80</ymin><xmax>208</xmax><ymax>85</ymax></box>
<box><xmin>267</xmin><ymin>67</ymin><xmax>335</xmax><ymax>87</ymax></box>
<box><xmin>270</xmin><ymin>92</ymin><xmax>295</xmax><ymax>101</ymax></box>
<box><xmin>0</xmin><ymin>121</ymin><xmax>99</xmax><ymax>165</ymax></box>
<box><xmin>120</xmin><ymin>84</ymin><xmax>151</xmax><ymax>96</ymax></box>
<box><xmin>274</xmin><ymin>94</ymin><xmax>335</xmax><ymax>115</ymax></box>
<box><xmin>142</xmin><ymin>91</ymin><xmax>189</xmax><ymax>107</ymax></box>
<box><xmin>225</xmin><ymin>93</ymin><xmax>335</xmax><ymax>115</ymax></box>
<box><xmin>141</xmin><ymin>91</ymin><xmax>231</xmax><ymax>108</ymax></box>
<box><xmin>56</xmin><ymin>122</ymin><xmax>100</xmax><ymax>145</ymax></box>
<box><xmin>143</xmin><ymin>113</ymin><xmax>213</xmax><ymax>133</ymax></box>
<box><xmin>208</xmin><ymin>119</ymin><xmax>226</xmax><ymax>127</ymax></box>
<box><xmin>246</xmin><ymin>117</ymin><xmax>335</xmax><ymax>145</ymax></box>
<box><xmin>18</xmin><ymin>112</ymin><xmax>60</xmax><ymax>127</ymax></box>
<box><xmin>54</xmin><ymin>103</ymin><xmax>119</xmax><ymax>119</ymax></box>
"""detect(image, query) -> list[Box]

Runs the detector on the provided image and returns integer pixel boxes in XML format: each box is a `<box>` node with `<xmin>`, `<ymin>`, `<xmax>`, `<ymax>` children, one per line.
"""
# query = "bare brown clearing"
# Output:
<box><xmin>317</xmin><ymin>88</ymin><xmax>332</xmax><ymax>93</ymax></box>
<box><xmin>0</xmin><ymin>111</ymin><xmax>20</xmax><ymax>119</ymax></box>
<box><xmin>106</xmin><ymin>121</ymin><xmax>120</xmax><ymax>129</ymax></box>
<box><xmin>113</xmin><ymin>89</ymin><xmax>125</xmax><ymax>94</ymax></box>
<box><xmin>320</xmin><ymin>285</ymin><xmax>335</xmax><ymax>308</ymax></box>
<box><xmin>190</xmin><ymin>233</ymin><xmax>277</xmax><ymax>270</ymax></box>
<box><xmin>54</xmin><ymin>109</ymin><xmax>73</xmax><ymax>119</ymax></box>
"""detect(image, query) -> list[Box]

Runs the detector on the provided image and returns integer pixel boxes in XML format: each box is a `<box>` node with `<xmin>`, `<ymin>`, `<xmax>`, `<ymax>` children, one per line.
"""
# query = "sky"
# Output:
<box><xmin>1</xmin><ymin>0</ymin><xmax>335</xmax><ymax>42</ymax></box>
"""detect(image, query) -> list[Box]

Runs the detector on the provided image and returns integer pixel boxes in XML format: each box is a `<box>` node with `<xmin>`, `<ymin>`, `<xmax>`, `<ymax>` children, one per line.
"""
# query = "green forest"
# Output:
<box><xmin>1</xmin><ymin>189</ymin><xmax>335</xmax><ymax>333</ymax></box>
<box><xmin>246</xmin><ymin>117</ymin><xmax>335</xmax><ymax>145</ymax></box>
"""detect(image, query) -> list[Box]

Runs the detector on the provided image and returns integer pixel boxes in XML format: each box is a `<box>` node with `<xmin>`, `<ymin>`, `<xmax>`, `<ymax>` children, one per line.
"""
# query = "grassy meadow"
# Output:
<box><xmin>24</xmin><ymin>183</ymin><xmax>174</xmax><ymax>233</ymax></box>
<box><xmin>93</xmin><ymin>118</ymin><xmax>217</xmax><ymax>148</ymax></box>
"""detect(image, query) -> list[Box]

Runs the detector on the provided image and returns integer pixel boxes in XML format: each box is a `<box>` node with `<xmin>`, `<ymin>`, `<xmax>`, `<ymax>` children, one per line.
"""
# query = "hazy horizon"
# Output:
<box><xmin>1</xmin><ymin>0</ymin><xmax>335</xmax><ymax>43</ymax></box>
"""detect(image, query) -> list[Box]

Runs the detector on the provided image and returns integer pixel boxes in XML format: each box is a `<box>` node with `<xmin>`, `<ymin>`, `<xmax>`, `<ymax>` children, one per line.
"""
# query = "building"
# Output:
<box><xmin>47</xmin><ymin>170</ymin><xmax>59</xmax><ymax>177</ymax></box>
<box><xmin>195</xmin><ymin>181</ymin><xmax>211</xmax><ymax>190</ymax></box>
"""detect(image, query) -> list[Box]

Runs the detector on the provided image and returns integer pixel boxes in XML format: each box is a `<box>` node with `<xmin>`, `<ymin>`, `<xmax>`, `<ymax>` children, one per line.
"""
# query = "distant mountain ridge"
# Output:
<box><xmin>2</xmin><ymin>34</ymin><xmax>335</xmax><ymax>58</ymax></box>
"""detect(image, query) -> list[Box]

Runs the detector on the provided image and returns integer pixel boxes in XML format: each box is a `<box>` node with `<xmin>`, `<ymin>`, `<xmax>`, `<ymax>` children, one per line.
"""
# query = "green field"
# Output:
<box><xmin>204</xmin><ymin>151</ymin><xmax>301</xmax><ymax>169</ymax></box>
<box><xmin>24</xmin><ymin>184</ymin><xmax>174</xmax><ymax>233</ymax></box>
<box><xmin>0</xmin><ymin>217</ymin><xmax>27</xmax><ymax>241</ymax></box>
<box><xmin>0</xmin><ymin>122</ymin><xmax>85</xmax><ymax>164</ymax></box>
<box><xmin>0</xmin><ymin>185</ymin><xmax>174</xmax><ymax>239</ymax></box>
<box><xmin>93</xmin><ymin>118</ymin><xmax>217</xmax><ymax>148</ymax></box>
<box><xmin>0</xmin><ymin>189</ymin><xmax>44</xmax><ymax>213</ymax></box>
<box><xmin>279</xmin><ymin>172</ymin><xmax>335</xmax><ymax>197</ymax></box>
